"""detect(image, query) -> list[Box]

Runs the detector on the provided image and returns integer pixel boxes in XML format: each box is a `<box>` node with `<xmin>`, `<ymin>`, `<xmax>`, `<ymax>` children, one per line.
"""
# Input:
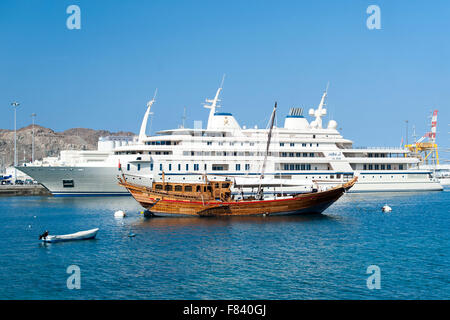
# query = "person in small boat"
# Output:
<box><xmin>39</xmin><ymin>230</ymin><xmax>49</xmax><ymax>240</ymax></box>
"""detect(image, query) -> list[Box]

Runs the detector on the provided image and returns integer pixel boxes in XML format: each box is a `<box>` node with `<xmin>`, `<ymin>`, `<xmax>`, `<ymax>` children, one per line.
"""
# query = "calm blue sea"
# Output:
<box><xmin>0</xmin><ymin>189</ymin><xmax>448</xmax><ymax>300</ymax></box>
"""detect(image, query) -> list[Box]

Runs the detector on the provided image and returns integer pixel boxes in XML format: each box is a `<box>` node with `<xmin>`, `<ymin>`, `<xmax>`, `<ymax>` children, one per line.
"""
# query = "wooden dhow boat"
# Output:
<box><xmin>118</xmin><ymin>175</ymin><xmax>357</xmax><ymax>217</ymax></box>
<box><xmin>118</xmin><ymin>102</ymin><xmax>357</xmax><ymax>217</ymax></box>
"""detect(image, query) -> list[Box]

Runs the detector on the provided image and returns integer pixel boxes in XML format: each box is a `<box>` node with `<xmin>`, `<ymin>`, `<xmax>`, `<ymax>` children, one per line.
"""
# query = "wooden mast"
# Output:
<box><xmin>256</xmin><ymin>102</ymin><xmax>277</xmax><ymax>199</ymax></box>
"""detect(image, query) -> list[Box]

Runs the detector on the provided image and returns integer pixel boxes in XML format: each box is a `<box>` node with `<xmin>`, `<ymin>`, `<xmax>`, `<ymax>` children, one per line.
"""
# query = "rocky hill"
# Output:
<box><xmin>0</xmin><ymin>125</ymin><xmax>135</xmax><ymax>168</ymax></box>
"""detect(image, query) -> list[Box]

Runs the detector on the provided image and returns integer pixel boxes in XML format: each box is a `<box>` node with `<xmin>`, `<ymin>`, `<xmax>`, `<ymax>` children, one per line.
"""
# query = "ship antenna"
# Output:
<box><xmin>181</xmin><ymin>106</ymin><xmax>187</xmax><ymax>128</ymax></box>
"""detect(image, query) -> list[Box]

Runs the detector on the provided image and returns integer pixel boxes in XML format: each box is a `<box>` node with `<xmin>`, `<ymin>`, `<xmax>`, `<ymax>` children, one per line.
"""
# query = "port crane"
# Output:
<box><xmin>404</xmin><ymin>110</ymin><xmax>439</xmax><ymax>165</ymax></box>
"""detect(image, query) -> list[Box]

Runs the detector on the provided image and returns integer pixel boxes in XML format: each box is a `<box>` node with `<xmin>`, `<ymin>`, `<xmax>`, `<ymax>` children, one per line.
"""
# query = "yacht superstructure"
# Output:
<box><xmin>17</xmin><ymin>84</ymin><xmax>443</xmax><ymax>196</ymax></box>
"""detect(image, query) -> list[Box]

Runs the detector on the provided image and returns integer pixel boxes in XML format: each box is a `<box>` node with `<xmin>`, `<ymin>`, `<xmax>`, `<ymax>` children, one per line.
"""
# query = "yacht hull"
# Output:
<box><xmin>16</xmin><ymin>166</ymin><xmax>443</xmax><ymax>196</ymax></box>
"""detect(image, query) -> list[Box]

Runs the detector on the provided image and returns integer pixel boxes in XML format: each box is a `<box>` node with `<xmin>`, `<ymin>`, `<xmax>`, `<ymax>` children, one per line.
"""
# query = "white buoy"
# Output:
<box><xmin>114</xmin><ymin>210</ymin><xmax>126</xmax><ymax>218</ymax></box>
<box><xmin>382</xmin><ymin>205</ymin><xmax>392</xmax><ymax>213</ymax></box>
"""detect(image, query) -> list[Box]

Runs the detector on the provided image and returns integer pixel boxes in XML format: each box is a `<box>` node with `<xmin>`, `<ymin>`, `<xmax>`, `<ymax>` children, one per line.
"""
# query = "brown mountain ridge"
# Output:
<box><xmin>0</xmin><ymin>125</ymin><xmax>135</xmax><ymax>168</ymax></box>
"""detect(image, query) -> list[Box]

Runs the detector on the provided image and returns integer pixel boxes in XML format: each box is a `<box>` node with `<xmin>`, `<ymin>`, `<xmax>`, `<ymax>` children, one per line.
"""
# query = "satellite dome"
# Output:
<box><xmin>327</xmin><ymin>120</ymin><xmax>338</xmax><ymax>130</ymax></box>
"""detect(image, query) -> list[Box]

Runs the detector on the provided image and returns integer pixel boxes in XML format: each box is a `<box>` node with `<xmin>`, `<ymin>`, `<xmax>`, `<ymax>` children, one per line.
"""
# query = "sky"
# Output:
<box><xmin>0</xmin><ymin>0</ymin><xmax>449</xmax><ymax>156</ymax></box>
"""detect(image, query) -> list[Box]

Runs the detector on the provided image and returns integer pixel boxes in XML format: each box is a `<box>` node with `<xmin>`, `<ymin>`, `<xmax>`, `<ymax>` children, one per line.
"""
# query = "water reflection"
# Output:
<box><xmin>134</xmin><ymin>213</ymin><xmax>333</xmax><ymax>229</ymax></box>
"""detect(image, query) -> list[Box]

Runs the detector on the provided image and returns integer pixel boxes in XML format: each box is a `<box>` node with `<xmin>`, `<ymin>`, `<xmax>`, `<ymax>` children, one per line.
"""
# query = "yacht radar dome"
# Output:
<box><xmin>327</xmin><ymin>119</ymin><xmax>338</xmax><ymax>130</ymax></box>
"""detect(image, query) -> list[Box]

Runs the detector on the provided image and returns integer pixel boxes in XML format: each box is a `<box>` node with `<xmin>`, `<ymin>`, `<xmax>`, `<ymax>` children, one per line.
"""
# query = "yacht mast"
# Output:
<box><xmin>204</xmin><ymin>75</ymin><xmax>225</xmax><ymax>129</ymax></box>
<box><xmin>138</xmin><ymin>89</ymin><xmax>157</xmax><ymax>142</ymax></box>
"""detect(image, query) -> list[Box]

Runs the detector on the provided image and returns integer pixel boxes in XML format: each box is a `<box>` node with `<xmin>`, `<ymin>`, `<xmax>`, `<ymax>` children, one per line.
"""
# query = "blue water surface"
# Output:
<box><xmin>0</xmin><ymin>189</ymin><xmax>448</xmax><ymax>299</ymax></box>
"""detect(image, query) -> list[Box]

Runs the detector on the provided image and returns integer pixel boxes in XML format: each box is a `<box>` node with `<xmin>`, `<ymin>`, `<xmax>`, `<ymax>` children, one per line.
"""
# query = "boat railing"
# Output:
<box><xmin>353</xmin><ymin>146</ymin><xmax>408</xmax><ymax>151</ymax></box>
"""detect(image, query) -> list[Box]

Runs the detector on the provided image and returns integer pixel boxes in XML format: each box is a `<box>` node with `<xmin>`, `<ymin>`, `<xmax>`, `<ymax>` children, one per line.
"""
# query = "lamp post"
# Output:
<box><xmin>11</xmin><ymin>101</ymin><xmax>20</xmax><ymax>184</ymax></box>
<box><xmin>31</xmin><ymin>113</ymin><xmax>36</xmax><ymax>163</ymax></box>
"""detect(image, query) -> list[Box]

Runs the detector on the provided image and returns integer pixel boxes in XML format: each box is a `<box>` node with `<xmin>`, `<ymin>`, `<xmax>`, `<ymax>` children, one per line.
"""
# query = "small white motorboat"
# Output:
<box><xmin>40</xmin><ymin>228</ymin><xmax>99</xmax><ymax>243</ymax></box>
<box><xmin>382</xmin><ymin>205</ymin><xmax>392</xmax><ymax>213</ymax></box>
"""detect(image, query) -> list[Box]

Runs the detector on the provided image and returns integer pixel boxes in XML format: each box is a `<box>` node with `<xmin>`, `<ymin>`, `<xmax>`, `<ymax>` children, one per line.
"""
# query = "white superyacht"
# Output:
<box><xmin>17</xmin><ymin>84</ymin><xmax>443</xmax><ymax>196</ymax></box>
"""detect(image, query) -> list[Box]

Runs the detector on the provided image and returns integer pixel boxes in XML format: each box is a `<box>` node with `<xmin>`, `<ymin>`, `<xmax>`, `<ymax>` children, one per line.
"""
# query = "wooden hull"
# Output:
<box><xmin>120</xmin><ymin>178</ymin><xmax>357</xmax><ymax>217</ymax></box>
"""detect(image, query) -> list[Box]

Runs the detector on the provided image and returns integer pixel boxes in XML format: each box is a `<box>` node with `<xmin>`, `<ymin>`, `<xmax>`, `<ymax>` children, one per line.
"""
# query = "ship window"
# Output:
<box><xmin>184</xmin><ymin>186</ymin><xmax>192</xmax><ymax>192</ymax></box>
<box><xmin>178</xmin><ymin>164</ymin><xmax>181</xmax><ymax>171</ymax></box>
<box><xmin>313</xmin><ymin>135</ymin><xmax>316</xmax><ymax>139</ymax></box>
<box><xmin>165</xmin><ymin>185</ymin><xmax>173</xmax><ymax>191</ymax></box>
<box><xmin>155</xmin><ymin>184</ymin><xmax>163</xmax><ymax>190</ymax></box>
<box><xmin>310</xmin><ymin>153</ymin><xmax>314</xmax><ymax>157</ymax></box>
<box><xmin>381</xmin><ymin>164</ymin><xmax>385</xmax><ymax>170</ymax></box>
<box><xmin>215</xmin><ymin>183</ymin><xmax>220</xmax><ymax>188</ymax></box>
<box><xmin>387</xmin><ymin>164</ymin><xmax>391</xmax><ymax>170</ymax></box>
<box><xmin>212</xmin><ymin>164</ymin><xmax>227</xmax><ymax>171</ymax></box>
<box><xmin>127</xmin><ymin>164</ymin><xmax>130</xmax><ymax>171</ymax></box>
<box><xmin>194</xmin><ymin>164</ymin><xmax>199</xmax><ymax>171</ymax></box>
<box><xmin>150</xmin><ymin>163</ymin><xmax>154</xmax><ymax>171</ymax></box>
<box><xmin>375</xmin><ymin>164</ymin><xmax>379</xmax><ymax>170</ymax></box>
<box><xmin>236</xmin><ymin>164</ymin><xmax>241</xmax><ymax>171</ymax></box>
<box><xmin>290</xmin><ymin>143</ymin><xmax>295</xmax><ymax>147</ymax></box>
<box><xmin>168</xmin><ymin>164</ymin><xmax>172</xmax><ymax>171</ymax></box>
<box><xmin>303</xmin><ymin>153</ymin><xmax>308</xmax><ymax>157</ymax></box>
<box><xmin>369</xmin><ymin>165</ymin><xmax>373</xmax><ymax>170</ymax></box>
<box><xmin>363</xmin><ymin>164</ymin><xmax>367</xmax><ymax>170</ymax></box>
<box><xmin>222</xmin><ymin>183</ymin><xmax>230</xmax><ymax>188</ymax></box>
<box><xmin>399</xmin><ymin>165</ymin><xmax>404</xmax><ymax>170</ymax></box>
<box><xmin>159</xmin><ymin>164</ymin><xmax>163</xmax><ymax>171</ymax></box>
<box><xmin>62</xmin><ymin>180</ymin><xmax>74</xmax><ymax>188</ymax></box>
<box><xmin>137</xmin><ymin>164</ymin><xmax>141</xmax><ymax>171</ymax></box>
<box><xmin>186</xmin><ymin>164</ymin><xmax>189</xmax><ymax>171</ymax></box>
<box><xmin>245</xmin><ymin>164</ymin><xmax>250</xmax><ymax>170</ymax></box>
<box><xmin>175</xmin><ymin>185</ymin><xmax>182</xmax><ymax>192</ymax></box>
<box><xmin>280</xmin><ymin>143</ymin><xmax>284</xmax><ymax>147</ymax></box>
<box><xmin>302</xmin><ymin>143</ymin><xmax>306</xmax><ymax>147</ymax></box>
<box><xmin>196</xmin><ymin>186</ymin><xmax>201</xmax><ymax>192</ymax></box>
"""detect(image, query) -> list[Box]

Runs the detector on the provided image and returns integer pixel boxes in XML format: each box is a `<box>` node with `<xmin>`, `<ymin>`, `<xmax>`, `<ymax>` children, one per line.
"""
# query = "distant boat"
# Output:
<box><xmin>40</xmin><ymin>228</ymin><xmax>99</xmax><ymax>243</ymax></box>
